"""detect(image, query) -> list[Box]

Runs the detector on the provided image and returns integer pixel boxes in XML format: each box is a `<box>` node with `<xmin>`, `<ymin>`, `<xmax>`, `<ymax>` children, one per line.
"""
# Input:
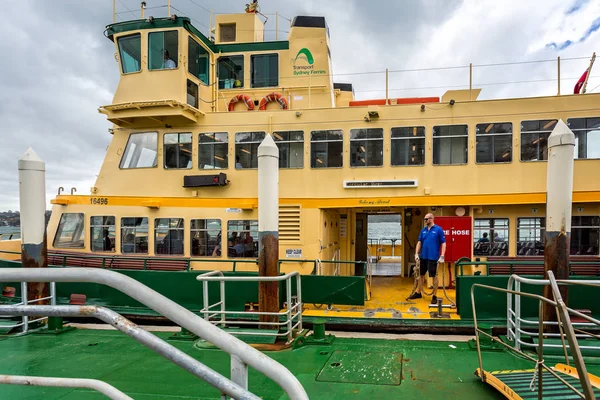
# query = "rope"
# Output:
<box><xmin>406</xmin><ymin>259</ymin><xmax>457</xmax><ymax>308</ymax></box>
<box><xmin>529</xmin><ymin>359</ymin><xmax>545</xmax><ymax>391</ymax></box>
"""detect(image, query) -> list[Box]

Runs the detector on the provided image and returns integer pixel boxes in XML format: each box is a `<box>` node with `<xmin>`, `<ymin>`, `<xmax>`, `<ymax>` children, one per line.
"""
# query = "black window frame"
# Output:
<box><xmin>520</xmin><ymin>119</ymin><xmax>557</xmax><ymax>162</ymax></box>
<box><xmin>567</xmin><ymin>117</ymin><xmax>600</xmax><ymax>160</ymax></box>
<box><xmin>571</xmin><ymin>216</ymin><xmax>600</xmax><ymax>256</ymax></box>
<box><xmin>251</xmin><ymin>53</ymin><xmax>279</xmax><ymax>88</ymax></box>
<box><xmin>433</xmin><ymin>124</ymin><xmax>468</xmax><ymax>165</ymax></box>
<box><xmin>188</xmin><ymin>36</ymin><xmax>210</xmax><ymax>85</ymax></box>
<box><xmin>273</xmin><ymin>131</ymin><xmax>304</xmax><ymax>169</ymax></box>
<box><xmin>117</xmin><ymin>33</ymin><xmax>142</xmax><ymax>74</ymax></box>
<box><xmin>148</xmin><ymin>30</ymin><xmax>179</xmax><ymax>71</ymax></box>
<box><xmin>163</xmin><ymin>132</ymin><xmax>193</xmax><ymax>170</ymax></box>
<box><xmin>391</xmin><ymin>126</ymin><xmax>426</xmax><ymax>166</ymax></box>
<box><xmin>90</xmin><ymin>216</ymin><xmax>116</xmax><ymax>253</ymax></box>
<box><xmin>191</xmin><ymin>219</ymin><xmax>222</xmax><ymax>257</ymax></box>
<box><xmin>517</xmin><ymin>217</ymin><xmax>545</xmax><ymax>256</ymax></box>
<box><xmin>227</xmin><ymin>220</ymin><xmax>258</xmax><ymax>258</ymax></box>
<box><xmin>473</xmin><ymin>218</ymin><xmax>509</xmax><ymax>256</ymax></box>
<box><xmin>310</xmin><ymin>129</ymin><xmax>344</xmax><ymax>169</ymax></box>
<box><xmin>218</xmin><ymin>55</ymin><xmax>244</xmax><ymax>89</ymax></box>
<box><xmin>53</xmin><ymin>213</ymin><xmax>85</xmax><ymax>249</ymax></box>
<box><xmin>119</xmin><ymin>132</ymin><xmax>158</xmax><ymax>170</ymax></box>
<box><xmin>154</xmin><ymin>218</ymin><xmax>185</xmax><ymax>255</ymax></box>
<box><xmin>235</xmin><ymin>131</ymin><xmax>266</xmax><ymax>169</ymax></box>
<box><xmin>121</xmin><ymin>217</ymin><xmax>149</xmax><ymax>254</ymax></box>
<box><xmin>349</xmin><ymin>128</ymin><xmax>384</xmax><ymax>167</ymax></box>
<box><xmin>199</xmin><ymin>132</ymin><xmax>229</xmax><ymax>170</ymax></box>
<box><xmin>475</xmin><ymin>122</ymin><xmax>513</xmax><ymax>164</ymax></box>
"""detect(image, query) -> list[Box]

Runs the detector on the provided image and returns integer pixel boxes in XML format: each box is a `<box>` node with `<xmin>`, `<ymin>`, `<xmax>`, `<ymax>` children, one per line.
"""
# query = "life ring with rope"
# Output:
<box><xmin>259</xmin><ymin>92</ymin><xmax>288</xmax><ymax>111</ymax></box>
<box><xmin>228</xmin><ymin>94</ymin><xmax>255</xmax><ymax>112</ymax></box>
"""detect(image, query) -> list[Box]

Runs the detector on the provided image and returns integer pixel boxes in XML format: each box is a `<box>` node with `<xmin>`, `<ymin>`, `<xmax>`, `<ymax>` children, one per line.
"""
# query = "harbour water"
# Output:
<box><xmin>0</xmin><ymin>226</ymin><xmax>20</xmax><ymax>240</ymax></box>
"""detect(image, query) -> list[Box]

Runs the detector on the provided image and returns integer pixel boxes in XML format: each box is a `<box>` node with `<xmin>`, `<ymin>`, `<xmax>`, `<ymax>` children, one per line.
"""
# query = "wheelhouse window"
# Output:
<box><xmin>188</xmin><ymin>37</ymin><xmax>210</xmax><ymax>84</ymax></box>
<box><xmin>571</xmin><ymin>216</ymin><xmax>600</xmax><ymax>256</ymax></box>
<box><xmin>517</xmin><ymin>217</ymin><xmax>545</xmax><ymax>256</ymax></box>
<box><xmin>218</xmin><ymin>55</ymin><xmax>244</xmax><ymax>89</ymax></box>
<box><xmin>310</xmin><ymin>129</ymin><xmax>343</xmax><ymax>168</ymax></box>
<box><xmin>164</xmin><ymin>133</ymin><xmax>192</xmax><ymax>169</ymax></box>
<box><xmin>235</xmin><ymin>132</ymin><xmax>265</xmax><ymax>169</ymax></box>
<box><xmin>199</xmin><ymin>133</ymin><xmax>228</xmax><ymax>169</ymax></box>
<box><xmin>567</xmin><ymin>117</ymin><xmax>600</xmax><ymax>159</ymax></box>
<box><xmin>227</xmin><ymin>220</ymin><xmax>258</xmax><ymax>258</ymax></box>
<box><xmin>155</xmin><ymin>218</ymin><xmax>184</xmax><ymax>255</ymax></box>
<box><xmin>273</xmin><ymin>131</ymin><xmax>304</xmax><ymax>168</ymax></box>
<box><xmin>251</xmin><ymin>54</ymin><xmax>279</xmax><ymax>88</ymax></box>
<box><xmin>120</xmin><ymin>132</ymin><xmax>158</xmax><ymax>169</ymax></box>
<box><xmin>433</xmin><ymin>125</ymin><xmax>468</xmax><ymax>165</ymax></box>
<box><xmin>476</xmin><ymin>123</ymin><xmax>512</xmax><ymax>163</ymax></box>
<box><xmin>350</xmin><ymin>128</ymin><xmax>383</xmax><ymax>167</ymax></box>
<box><xmin>53</xmin><ymin>213</ymin><xmax>85</xmax><ymax>249</ymax></box>
<box><xmin>187</xmin><ymin>80</ymin><xmax>198</xmax><ymax>108</ymax></box>
<box><xmin>121</xmin><ymin>217</ymin><xmax>148</xmax><ymax>254</ymax></box>
<box><xmin>117</xmin><ymin>34</ymin><xmax>141</xmax><ymax>74</ymax></box>
<box><xmin>191</xmin><ymin>219</ymin><xmax>222</xmax><ymax>257</ymax></box>
<box><xmin>520</xmin><ymin>119</ymin><xmax>557</xmax><ymax>161</ymax></box>
<box><xmin>391</xmin><ymin>126</ymin><xmax>425</xmax><ymax>166</ymax></box>
<box><xmin>90</xmin><ymin>216</ymin><xmax>115</xmax><ymax>252</ymax></box>
<box><xmin>149</xmin><ymin>30</ymin><xmax>178</xmax><ymax>70</ymax></box>
<box><xmin>473</xmin><ymin>218</ymin><xmax>509</xmax><ymax>256</ymax></box>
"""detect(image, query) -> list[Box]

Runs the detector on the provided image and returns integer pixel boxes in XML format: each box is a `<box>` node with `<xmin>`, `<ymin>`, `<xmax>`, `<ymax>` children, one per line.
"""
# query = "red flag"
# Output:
<box><xmin>574</xmin><ymin>69</ymin><xmax>589</xmax><ymax>94</ymax></box>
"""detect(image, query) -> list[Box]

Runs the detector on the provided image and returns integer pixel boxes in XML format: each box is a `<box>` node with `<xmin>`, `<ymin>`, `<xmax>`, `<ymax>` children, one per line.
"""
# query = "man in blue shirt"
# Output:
<box><xmin>408</xmin><ymin>213</ymin><xmax>446</xmax><ymax>304</ymax></box>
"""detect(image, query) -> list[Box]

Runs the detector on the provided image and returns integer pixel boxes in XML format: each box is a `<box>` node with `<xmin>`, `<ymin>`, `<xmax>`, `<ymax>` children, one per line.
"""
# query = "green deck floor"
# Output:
<box><xmin>0</xmin><ymin>328</ymin><xmax>599</xmax><ymax>399</ymax></box>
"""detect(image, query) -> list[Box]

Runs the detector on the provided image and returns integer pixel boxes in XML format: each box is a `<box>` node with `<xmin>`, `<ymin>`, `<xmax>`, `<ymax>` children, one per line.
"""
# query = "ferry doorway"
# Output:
<box><xmin>354</xmin><ymin>213</ymin><xmax>403</xmax><ymax>277</ymax></box>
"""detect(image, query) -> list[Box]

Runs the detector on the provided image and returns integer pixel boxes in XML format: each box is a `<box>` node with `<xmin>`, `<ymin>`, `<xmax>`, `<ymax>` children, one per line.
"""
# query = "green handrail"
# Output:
<box><xmin>455</xmin><ymin>259</ymin><xmax>600</xmax><ymax>277</ymax></box>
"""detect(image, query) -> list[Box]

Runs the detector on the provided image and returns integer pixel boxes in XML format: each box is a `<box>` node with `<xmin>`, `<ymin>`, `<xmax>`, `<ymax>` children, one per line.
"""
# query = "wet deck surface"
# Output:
<box><xmin>2</xmin><ymin>328</ymin><xmax>589</xmax><ymax>399</ymax></box>
<box><xmin>303</xmin><ymin>275</ymin><xmax>459</xmax><ymax>320</ymax></box>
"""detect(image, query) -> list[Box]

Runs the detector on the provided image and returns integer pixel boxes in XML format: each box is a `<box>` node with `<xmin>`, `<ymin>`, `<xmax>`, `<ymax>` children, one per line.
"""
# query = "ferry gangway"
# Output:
<box><xmin>196</xmin><ymin>270</ymin><xmax>303</xmax><ymax>343</ymax></box>
<box><xmin>0</xmin><ymin>267</ymin><xmax>309</xmax><ymax>400</ymax></box>
<box><xmin>471</xmin><ymin>271</ymin><xmax>600</xmax><ymax>399</ymax></box>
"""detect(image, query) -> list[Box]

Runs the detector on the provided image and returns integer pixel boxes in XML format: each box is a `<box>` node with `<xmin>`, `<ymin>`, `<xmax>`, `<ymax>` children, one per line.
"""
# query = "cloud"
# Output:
<box><xmin>0</xmin><ymin>0</ymin><xmax>598</xmax><ymax>211</ymax></box>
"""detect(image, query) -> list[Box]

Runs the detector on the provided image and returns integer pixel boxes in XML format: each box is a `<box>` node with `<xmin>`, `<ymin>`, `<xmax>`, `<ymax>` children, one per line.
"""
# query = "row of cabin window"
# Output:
<box><xmin>52</xmin><ymin>214</ymin><xmax>259</xmax><ymax>258</ymax></box>
<box><xmin>119</xmin><ymin>118</ymin><xmax>600</xmax><ymax>170</ymax></box>
<box><xmin>473</xmin><ymin>216</ymin><xmax>600</xmax><ymax>257</ymax></box>
<box><xmin>117</xmin><ymin>31</ymin><xmax>278</xmax><ymax>89</ymax></box>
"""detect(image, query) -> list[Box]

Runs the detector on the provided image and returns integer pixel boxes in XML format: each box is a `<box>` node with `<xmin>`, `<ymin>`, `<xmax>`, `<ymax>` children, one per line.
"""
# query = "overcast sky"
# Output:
<box><xmin>0</xmin><ymin>0</ymin><xmax>598</xmax><ymax>211</ymax></box>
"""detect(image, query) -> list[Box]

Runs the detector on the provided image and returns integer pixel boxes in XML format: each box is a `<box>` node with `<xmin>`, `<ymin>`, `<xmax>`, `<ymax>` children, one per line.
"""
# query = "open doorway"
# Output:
<box><xmin>354</xmin><ymin>213</ymin><xmax>403</xmax><ymax>276</ymax></box>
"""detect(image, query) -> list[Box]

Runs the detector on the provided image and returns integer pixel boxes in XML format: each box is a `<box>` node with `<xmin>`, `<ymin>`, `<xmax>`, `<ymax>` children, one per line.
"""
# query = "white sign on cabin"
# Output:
<box><xmin>285</xmin><ymin>249</ymin><xmax>303</xmax><ymax>258</ymax></box>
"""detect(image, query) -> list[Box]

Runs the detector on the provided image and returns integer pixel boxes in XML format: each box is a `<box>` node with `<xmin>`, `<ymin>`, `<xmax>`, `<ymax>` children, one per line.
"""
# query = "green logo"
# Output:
<box><xmin>294</xmin><ymin>48</ymin><xmax>314</xmax><ymax>65</ymax></box>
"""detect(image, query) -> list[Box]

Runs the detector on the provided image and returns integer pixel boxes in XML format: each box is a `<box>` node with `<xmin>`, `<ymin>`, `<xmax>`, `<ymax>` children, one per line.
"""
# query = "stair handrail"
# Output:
<box><xmin>0</xmin><ymin>267</ymin><xmax>309</xmax><ymax>400</ymax></box>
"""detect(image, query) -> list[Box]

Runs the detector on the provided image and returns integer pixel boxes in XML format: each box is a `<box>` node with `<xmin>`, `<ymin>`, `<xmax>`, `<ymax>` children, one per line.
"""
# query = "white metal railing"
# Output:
<box><xmin>507</xmin><ymin>275</ymin><xmax>600</xmax><ymax>352</ymax></box>
<box><xmin>1</xmin><ymin>281</ymin><xmax>56</xmax><ymax>335</ymax></box>
<box><xmin>196</xmin><ymin>271</ymin><xmax>302</xmax><ymax>343</ymax></box>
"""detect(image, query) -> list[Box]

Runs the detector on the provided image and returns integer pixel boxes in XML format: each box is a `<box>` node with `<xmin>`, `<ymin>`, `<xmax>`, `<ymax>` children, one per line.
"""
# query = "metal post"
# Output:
<box><xmin>537</xmin><ymin>300</ymin><xmax>544</xmax><ymax>400</ymax></box>
<box><xmin>276</xmin><ymin>12</ymin><xmax>278</xmax><ymax>41</ymax></box>
<box><xmin>230</xmin><ymin>354</ymin><xmax>248</xmax><ymax>392</ymax></box>
<box><xmin>113</xmin><ymin>0</ymin><xmax>116</xmax><ymax>23</ymax></box>
<box><xmin>203</xmin><ymin>281</ymin><xmax>209</xmax><ymax>320</ymax></box>
<box><xmin>140</xmin><ymin>1</ymin><xmax>146</xmax><ymax>19</ymax></box>
<box><xmin>18</xmin><ymin>148</ymin><xmax>49</xmax><ymax>311</ymax></box>
<box><xmin>258</xmin><ymin>134</ymin><xmax>280</xmax><ymax>328</ymax></box>
<box><xmin>543</xmin><ymin>120</ymin><xmax>575</xmax><ymax>324</ymax></box>
<box><xmin>557</xmin><ymin>56</ymin><xmax>561</xmax><ymax>95</ymax></box>
<box><xmin>469</xmin><ymin>63</ymin><xmax>473</xmax><ymax>100</ymax></box>
<box><xmin>582</xmin><ymin>52</ymin><xmax>596</xmax><ymax>94</ymax></box>
<box><xmin>385</xmin><ymin>68</ymin><xmax>389</xmax><ymax>105</ymax></box>
<box><xmin>168</xmin><ymin>0</ymin><xmax>171</xmax><ymax>17</ymax></box>
<box><xmin>286</xmin><ymin>278</ymin><xmax>292</xmax><ymax>342</ymax></box>
<box><xmin>21</xmin><ymin>281</ymin><xmax>28</xmax><ymax>333</ymax></box>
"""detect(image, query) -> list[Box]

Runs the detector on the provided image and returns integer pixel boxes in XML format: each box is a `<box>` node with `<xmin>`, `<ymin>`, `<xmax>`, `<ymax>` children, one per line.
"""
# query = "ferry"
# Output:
<box><xmin>1</xmin><ymin>2</ymin><xmax>600</xmax><ymax>398</ymax></box>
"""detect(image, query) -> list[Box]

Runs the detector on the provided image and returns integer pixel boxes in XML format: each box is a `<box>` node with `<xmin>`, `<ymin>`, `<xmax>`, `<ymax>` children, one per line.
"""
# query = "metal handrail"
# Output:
<box><xmin>471</xmin><ymin>273</ymin><xmax>597</xmax><ymax>399</ymax></box>
<box><xmin>196</xmin><ymin>271</ymin><xmax>303</xmax><ymax>343</ymax></box>
<box><xmin>455</xmin><ymin>259</ymin><xmax>600</xmax><ymax>277</ymax></box>
<box><xmin>1</xmin><ymin>281</ymin><xmax>56</xmax><ymax>334</ymax></box>
<box><xmin>0</xmin><ymin>304</ymin><xmax>258</xmax><ymax>400</ymax></box>
<box><xmin>0</xmin><ymin>374</ymin><xmax>133</xmax><ymax>400</ymax></box>
<box><xmin>0</xmin><ymin>268</ymin><xmax>309</xmax><ymax>400</ymax></box>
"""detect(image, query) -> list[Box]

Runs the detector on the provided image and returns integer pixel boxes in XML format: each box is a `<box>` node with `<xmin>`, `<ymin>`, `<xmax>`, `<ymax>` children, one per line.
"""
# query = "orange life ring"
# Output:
<box><xmin>228</xmin><ymin>94</ymin><xmax>254</xmax><ymax>112</ymax></box>
<box><xmin>259</xmin><ymin>92</ymin><xmax>288</xmax><ymax>111</ymax></box>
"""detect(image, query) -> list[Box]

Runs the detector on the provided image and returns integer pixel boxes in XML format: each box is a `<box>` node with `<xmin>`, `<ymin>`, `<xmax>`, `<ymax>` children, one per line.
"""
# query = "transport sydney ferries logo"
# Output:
<box><xmin>292</xmin><ymin>48</ymin><xmax>326</xmax><ymax>76</ymax></box>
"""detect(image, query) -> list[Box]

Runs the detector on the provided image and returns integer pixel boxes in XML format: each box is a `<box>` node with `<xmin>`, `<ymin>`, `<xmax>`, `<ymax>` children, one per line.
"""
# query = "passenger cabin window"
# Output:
<box><xmin>310</xmin><ymin>130</ymin><xmax>343</xmax><ymax>168</ymax></box>
<box><xmin>90</xmin><ymin>216</ymin><xmax>115</xmax><ymax>252</ymax></box>
<box><xmin>433</xmin><ymin>125</ymin><xmax>468</xmax><ymax>165</ymax></box>
<box><xmin>473</xmin><ymin>218</ymin><xmax>509</xmax><ymax>256</ymax></box>
<box><xmin>53</xmin><ymin>213</ymin><xmax>85</xmax><ymax>249</ymax></box>
<box><xmin>227</xmin><ymin>220</ymin><xmax>258</xmax><ymax>258</ymax></box>
<box><xmin>520</xmin><ymin>119</ymin><xmax>557</xmax><ymax>161</ymax></box>
<box><xmin>121</xmin><ymin>217</ymin><xmax>148</xmax><ymax>254</ymax></box>
<box><xmin>476</xmin><ymin>123</ymin><xmax>513</xmax><ymax>163</ymax></box>
<box><xmin>251</xmin><ymin>54</ymin><xmax>279</xmax><ymax>88</ymax></box>
<box><xmin>571</xmin><ymin>216</ymin><xmax>600</xmax><ymax>256</ymax></box>
<box><xmin>517</xmin><ymin>218</ymin><xmax>545</xmax><ymax>256</ymax></box>
<box><xmin>391</xmin><ymin>127</ymin><xmax>425</xmax><ymax>166</ymax></box>
<box><xmin>164</xmin><ymin>133</ymin><xmax>192</xmax><ymax>169</ymax></box>
<box><xmin>188</xmin><ymin>37</ymin><xmax>210</xmax><ymax>84</ymax></box>
<box><xmin>120</xmin><ymin>132</ymin><xmax>158</xmax><ymax>169</ymax></box>
<box><xmin>191</xmin><ymin>219</ymin><xmax>222</xmax><ymax>257</ymax></box>
<box><xmin>273</xmin><ymin>131</ymin><xmax>304</xmax><ymax>168</ymax></box>
<box><xmin>199</xmin><ymin>133</ymin><xmax>228</xmax><ymax>169</ymax></box>
<box><xmin>149</xmin><ymin>30</ymin><xmax>178</xmax><ymax>70</ymax></box>
<box><xmin>350</xmin><ymin>128</ymin><xmax>383</xmax><ymax>167</ymax></box>
<box><xmin>218</xmin><ymin>55</ymin><xmax>244</xmax><ymax>89</ymax></box>
<box><xmin>235</xmin><ymin>132</ymin><xmax>265</xmax><ymax>169</ymax></box>
<box><xmin>567</xmin><ymin>117</ymin><xmax>600</xmax><ymax>159</ymax></box>
<box><xmin>117</xmin><ymin>34</ymin><xmax>141</xmax><ymax>74</ymax></box>
<box><xmin>155</xmin><ymin>218</ymin><xmax>184</xmax><ymax>255</ymax></box>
